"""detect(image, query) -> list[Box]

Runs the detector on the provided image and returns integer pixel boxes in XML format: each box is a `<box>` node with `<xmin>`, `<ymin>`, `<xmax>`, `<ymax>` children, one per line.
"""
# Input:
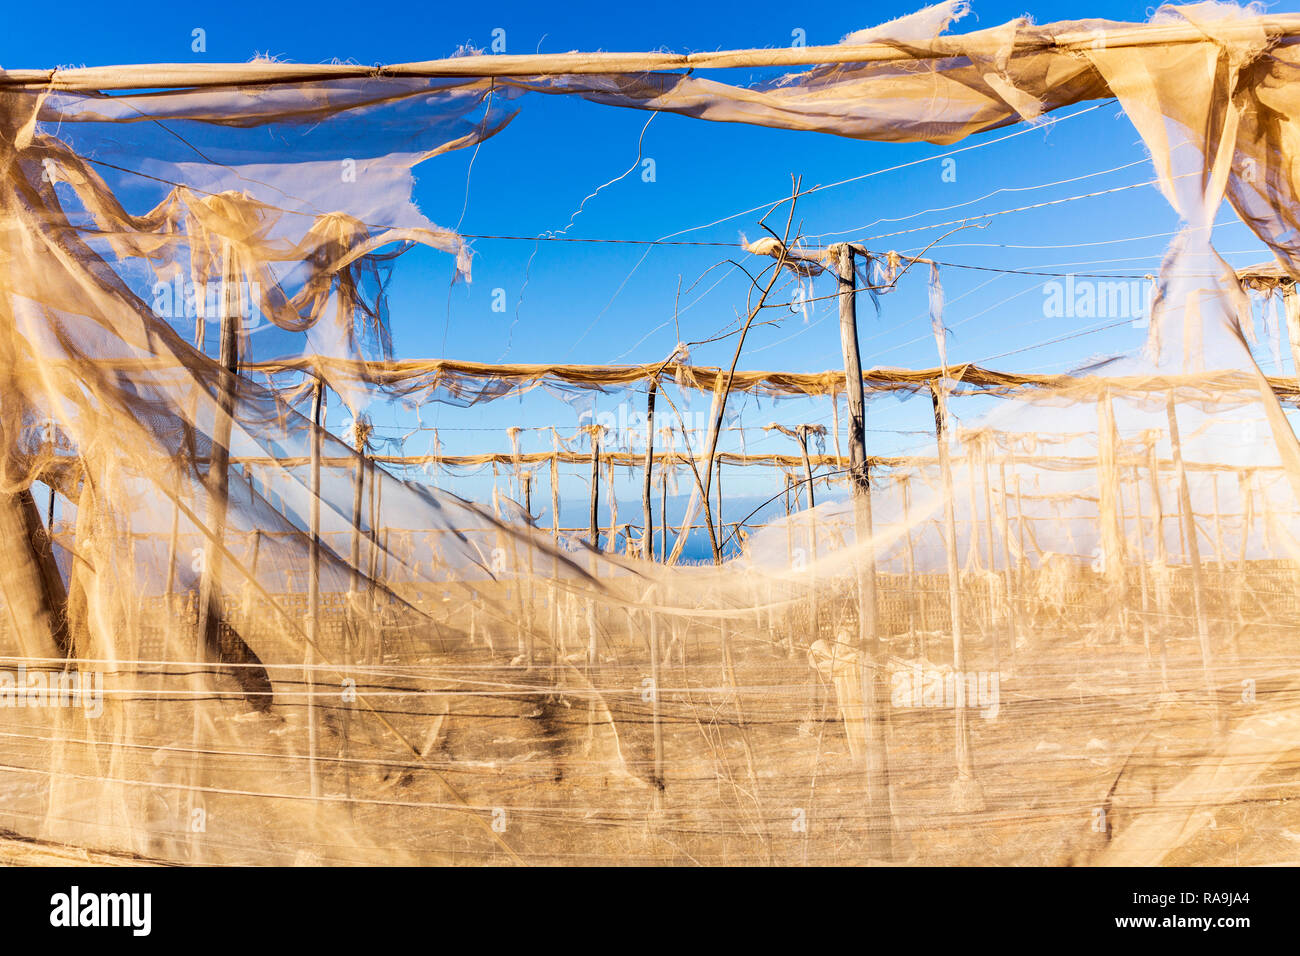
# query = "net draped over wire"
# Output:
<box><xmin>0</xmin><ymin>1</ymin><xmax>1299</xmax><ymax>864</ymax></box>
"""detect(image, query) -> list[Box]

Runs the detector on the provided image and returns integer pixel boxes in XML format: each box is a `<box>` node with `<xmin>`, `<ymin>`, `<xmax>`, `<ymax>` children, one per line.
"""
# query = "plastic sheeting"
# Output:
<box><xmin>0</xmin><ymin>3</ymin><xmax>1299</xmax><ymax>865</ymax></box>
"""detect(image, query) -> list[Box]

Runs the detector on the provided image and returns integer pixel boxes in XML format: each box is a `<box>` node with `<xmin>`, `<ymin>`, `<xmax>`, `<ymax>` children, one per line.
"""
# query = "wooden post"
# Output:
<box><xmin>797</xmin><ymin>427</ymin><xmax>816</xmax><ymax>510</ymax></box>
<box><xmin>835</xmin><ymin>243</ymin><xmax>894</xmax><ymax>855</ymax></box>
<box><xmin>1114</xmin><ymin>453</ymin><xmax>1132</xmax><ymax>646</ymax></box>
<box><xmin>606</xmin><ymin>459</ymin><xmax>618</xmax><ymax>554</ymax></box>
<box><xmin>831</xmin><ymin>391</ymin><xmax>842</xmax><ymax>464</ymax></box>
<box><xmin>1235</xmin><ymin>468</ymin><xmax>1253</xmax><ymax>635</ymax></box>
<box><xmin>642</xmin><ymin>381</ymin><xmax>657</xmax><ymax>560</ymax></box>
<box><xmin>1165</xmin><ymin>392</ymin><xmax>1222</xmax><ymax>732</ymax></box>
<box><xmin>659</xmin><ymin>467</ymin><xmax>668</xmax><ymax>562</ymax></box>
<box><xmin>1097</xmin><ymin>390</ymin><xmax>1127</xmax><ymax>644</ymax></box>
<box><xmin>1211</xmin><ymin>471</ymin><xmax>1227</xmax><ymax>572</ymax></box>
<box><xmin>995</xmin><ymin>461</ymin><xmax>1017</xmax><ymax>670</ymax></box>
<box><xmin>550</xmin><ymin>446</ymin><xmax>561</xmax><ymax>544</ymax></box>
<box><xmin>350</xmin><ymin>421</ymin><xmax>367</xmax><ymax>595</ymax></box>
<box><xmin>522</xmin><ymin>471</ymin><xmax>535</xmax><ymax>665</ymax></box>
<box><xmin>587</xmin><ymin>429</ymin><xmax>601</xmax><ymax>550</ymax></box>
<box><xmin>1146</xmin><ymin>437</ymin><xmax>1172</xmax><ymax>693</ymax></box>
<box><xmin>978</xmin><ymin>433</ymin><xmax>1001</xmax><ymax>675</ymax></box>
<box><xmin>966</xmin><ymin>443</ymin><xmax>990</xmax><ymax>643</ymax></box>
<box><xmin>164</xmin><ymin>456</ymin><xmax>183</xmax><ymax>614</ymax></box>
<box><xmin>345</xmin><ymin>417</ymin><xmax>368</xmax><ymax>794</ymax></box>
<box><xmin>365</xmin><ymin>454</ymin><xmax>380</xmax><ymax>664</ymax></box>
<box><xmin>900</xmin><ymin>474</ymin><xmax>925</xmax><ymax>655</ymax></box>
<box><xmin>195</xmin><ymin>243</ymin><xmax>240</xmax><ymax>660</ymax></box>
<box><xmin>1014</xmin><ymin>472</ymin><xmax>1028</xmax><ymax>593</ymax></box>
<box><xmin>190</xmin><ymin>245</ymin><xmax>240</xmax><ymax>861</ymax></box>
<box><xmin>585</xmin><ymin>428</ymin><xmax>601</xmax><ymax>669</ymax></box>
<box><xmin>306</xmin><ymin>377</ymin><xmax>325</xmax><ymax>799</ymax></box>
<box><xmin>546</xmin><ymin>451</ymin><xmax>561</xmax><ymax>667</ymax></box>
<box><xmin>715</xmin><ymin>457</ymin><xmax>724</xmax><ymax>557</ymax></box>
<box><xmin>1129</xmin><ymin>464</ymin><xmax>1154</xmax><ymax>668</ymax></box>
<box><xmin>930</xmin><ymin>380</ymin><xmax>983</xmax><ymax>811</ymax></box>
<box><xmin>647</xmin><ymin>583</ymin><xmax>664</xmax><ymax>810</ymax></box>
<box><xmin>796</xmin><ymin>425</ymin><xmax>819</xmax><ymax>642</ymax></box>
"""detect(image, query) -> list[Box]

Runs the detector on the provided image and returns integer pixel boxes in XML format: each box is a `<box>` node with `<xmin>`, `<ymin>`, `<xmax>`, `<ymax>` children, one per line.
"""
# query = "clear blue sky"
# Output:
<box><xmin>6</xmin><ymin>1</ymin><xmax>1297</xmax><ymax>553</ymax></box>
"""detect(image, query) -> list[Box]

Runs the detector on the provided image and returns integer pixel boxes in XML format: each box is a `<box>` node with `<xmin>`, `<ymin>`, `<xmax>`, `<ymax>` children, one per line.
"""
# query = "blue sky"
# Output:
<box><xmin>6</xmin><ymin>0</ymin><xmax>1298</xmax><ymax>554</ymax></box>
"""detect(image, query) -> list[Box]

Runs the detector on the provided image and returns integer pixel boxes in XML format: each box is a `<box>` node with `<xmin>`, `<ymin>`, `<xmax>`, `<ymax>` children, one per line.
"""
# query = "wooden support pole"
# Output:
<box><xmin>1130</xmin><ymin>464</ymin><xmax>1154</xmax><ymax>668</ymax></box>
<box><xmin>1097</xmin><ymin>389</ymin><xmax>1127</xmax><ymax>640</ymax></box>
<box><xmin>831</xmin><ymin>391</ymin><xmax>842</xmax><ymax>465</ymax></box>
<box><xmin>367</xmin><ymin>452</ymin><xmax>381</xmax><ymax>663</ymax></box>
<box><xmin>647</xmin><ymin>583</ymin><xmax>664</xmax><ymax>809</ymax></box>
<box><xmin>835</xmin><ymin>243</ymin><xmax>894</xmax><ymax>856</ymax></box>
<box><xmin>1014</xmin><ymin>472</ymin><xmax>1028</xmax><ymax>589</ymax></box>
<box><xmin>1211</xmin><ymin>472</ymin><xmax>1227</xmax><ymax>573</ymax></box>
<box><xmin>966</xmin><ymin>446</ymin><xmax>989</xmax><ymax>639</ymax></box>
<box><xmin>659</xmin><ymin>467</ymin><xmax>668</xmax><ymax>562</ymax></box>
<box><xmin>588</xmin><ymin>429</ymin><xmax>601</xmax><ymax>550</ymax></box>
<box><xmin>642</xmin><ymin>381</ymin><xmax>657</xmax><ymax>561</ymax></box>
<box><xmin>900</xmin><ymin>474</ymin><xmax>925</xmax><ymax>655</ymax></box>
<box><xmin>350</xmin><ymin>422</ymin><xmax>366</xmax><ymax>596</ymax></box>
<box><xmin>783</xmin><ymin>472</ymin><xmax>794</xmax><ymax>644</ymax></box>
<box><xmin>796</xmin><ymin>426</ymin><xmax>819</xmax><ymax>642</ymax></box>
<box><xmin>549</xmin><ymin>452</ymin><xmax>561</xmax><ymax>667</ymax></box>
<box><xmin>606</xmin><ymin>459</ymin><xmax>618</xmax><ymax>554</ymax></box>
<box><xmin>996</xmin><ymin>461</ymin><xmax>1017</xmax><ymax>670</ymax></box>
<box><xmin>978</xmin><ymin>434</ymin><xmax>1001</xmax><ymax>674</ymax></box>
<box><xmin>715</xmin><ymin>457</ymin><xmax>725</xmax><ymax>556</ymax></box>
<box><xmin>1114</xmin><ymin>454</ymin><xmax>1132</xmax><ymax>646</ymax></box>
<box><xmin>797</xmin><ymin>427</ymin><xmax>816</xmax><ymax>511</ymax></box>
<box><xmin>550</xmin><ymin>444</ymin><xmax>561</xmax><ymax>544</ymax></box>
<box><xmin>164</xmin><ymin>467</ymin><xmax>182</xmax><ymax>612</ymax></box>
<box><xmin>522</xmin><ymin>471</ymin><xmax>535</xmax><ymax>666</ymax></box>
<box><xmin>195</xmin><ymin>244</ymin><xmax>240</xmax><ymax>661</ymax></box>
<box><xmin>930</xmin><ymin>379</ymin><xmax>983</xmax><ymax>812</ymax></box>
<box><xmin>343</xmin><ymin>416</ymin><xmax>368</xmax><ymax>805</ymax></box>
<box><xmin>585</xmin><ymin>429</ymin><xmax>601</xmax><ymax>669</ymax></box>
<box><xmin>1146</xmin><ymin>437</ymin><xmax>1172</xmax><ymax>694</ymax></box>
<box><xmin>305</xmin><ymin>377</ymin><xmax>325</xmax><ymax>799</ymax></box>
<box><xmin>1165</xmin><ymin>392</ymin><xmax>1222</xmax><ymax>733</ymax></box>
<box><xmin>190</xmin><ymin>245</ymin><xmax>239</xmax><ymax>861</ymax></box>
<box><xmin>1235</xmin><ymin>468</ymin><xmax>1253</xmax><ymax>635</ymax></box>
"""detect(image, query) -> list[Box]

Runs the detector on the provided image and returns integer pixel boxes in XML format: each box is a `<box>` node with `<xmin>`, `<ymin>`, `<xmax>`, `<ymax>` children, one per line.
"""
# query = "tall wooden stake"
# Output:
<box><xmin>1129</xmin><ymin>464</ymin><xmax>1154</xmax><ymax>668</ymax></box>
<box><xmin>585</xmin><ymin>429</ymin><xmax>601</xmax><ymax>669</ymax></box>
<box><xmin>642</xmin><ymin>381</ymin><xmax>657</xmax><ymax>560</ymax></box>
<box><xmin>930</xmin><ymin>380</ymin><xmax>983</xmax><ymax>811</ymax></box>
<box><xmin>715</xmin><ymin>457</ymin><xmax>724</xmax><ymax>557</ymax></box>
<box><xmin>588</xmin><ymin>429</ymin><xmax>601</xmax><ymax>550</ymax></box>
<box><xmin>606</xmin><ymin>459</ymin><xmax>618</xmax><ymax>554</ymax></box>
<box><xmin>995</xmin><ymin>461</ymin><xmax>1018</xmax><ymax>670</ymax></box>
<box><xmin>659</xmin><ymin>468</ymin><xmax>668</xmax><ymax>562</ymax></box>
<box><xmin>306</xmin><ymin>377</ymin><xmax>325</xmax><ymax>799</ymax></box>
<box><xmin>900</xmin><ymin>474</ymin><xmax>926</xmax><ymax>654</ymax></box>
<box><xmin>1146</xmin><ymin>437</ymin><xmax>1172</xmax><ymax>693</ymax></box>
<box><xmin>522</xmin><ymin>471</ymin><xmax>535</xmax><ymax>665</ymax></box>
<box><xmin>796</xmin><ymin>425</ymin><xmax>819</xmax><ymax>642</ymax></box>
<box><xmin>190</xmin><ymin>244</ymin><xmax>239</xmax><ymax>861</ymax></box>
<box><xmin>978</xmin><ymin>434</ymin><xmax>1001</xmax><ymax>675</ymax></box>
<box><xmin>195</xmin><ymin>244</ymin><xmax>240</xmax><ymax>661</ymax></box>
<box><xmin>835</xmin><ymin>243</ymin><xmax>894</xmax><ymax>856</ymax></box>
<box><xmin>1165</xmin><ymin>392</ymin><xmax>1222</xmax><ymax>732</ymax></box>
